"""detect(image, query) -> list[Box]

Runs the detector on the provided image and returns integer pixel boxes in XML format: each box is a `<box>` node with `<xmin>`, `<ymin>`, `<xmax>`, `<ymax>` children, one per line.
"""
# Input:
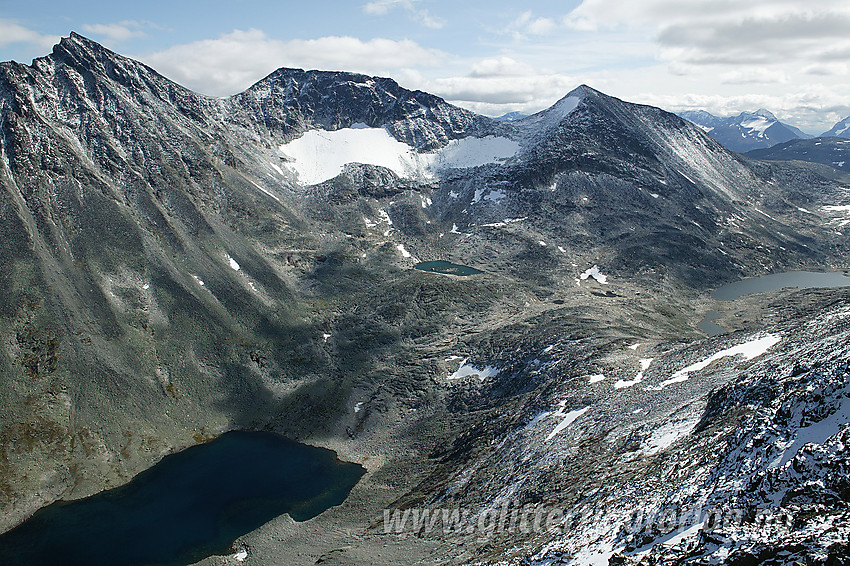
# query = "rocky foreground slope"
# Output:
<box><xmin>1</xmin><ymin>34</ymin><xmax>849</xmax><ymax>564</ymax></box>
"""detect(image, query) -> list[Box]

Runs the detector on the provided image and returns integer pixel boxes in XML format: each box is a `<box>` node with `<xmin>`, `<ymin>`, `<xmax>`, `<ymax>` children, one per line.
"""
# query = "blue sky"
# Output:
<box><xmin>2</xmin><ymin>0</ymin><xmax>849</xmax><ymax>132</ymax></box>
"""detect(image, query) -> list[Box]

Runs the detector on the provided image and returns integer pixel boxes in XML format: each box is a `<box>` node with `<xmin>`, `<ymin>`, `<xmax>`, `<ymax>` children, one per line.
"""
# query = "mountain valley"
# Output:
<box><xmin>1</xmin><ymin>34</ymin><xmax>849</xmax><ymax>565</ymax></box>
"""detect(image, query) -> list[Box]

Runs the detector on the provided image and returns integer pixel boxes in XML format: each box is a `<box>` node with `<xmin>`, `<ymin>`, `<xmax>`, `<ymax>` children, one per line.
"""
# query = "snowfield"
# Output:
<box><xmin>278</xmin><ymin>125</ymin><xmax>519</xmax><ymax>185</ymax></box>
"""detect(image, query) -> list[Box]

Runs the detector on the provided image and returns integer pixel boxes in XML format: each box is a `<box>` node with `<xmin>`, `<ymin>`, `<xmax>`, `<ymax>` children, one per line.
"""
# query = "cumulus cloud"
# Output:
<box><xmin>397</xmin><ymin>58</ymin><xmax>578</xmax><ymax>117</ymax></box>
<box><xmin>506</xmin><ymin>11</ymin><xmax>558</xmax><ymax>39</ymax></box>
<box><xmin>469</xmin><ymin>57</ymin><xmax>537</xmax><ymax>78</ymax></box>
<box><xmin>720</xmin><ymin>68</ymin><xmax>789</xmax><ymax>85</ymax></box>
<box><xmin>362</xmin><ymin>0</ymin><xmax>445</xmax><ymax>29</ymax></box>
<box><xmin>565</xmin><ymin>0</ymin><xmax>850</xmax><ymax>70</ymax></box>
<box><xmin>80</xmin><ymin>21</ymin><xmax>149</xmax><ymax>43</ymax></box>
<box><xmin>0</xmin><ymin>19</ymin><xmax>59</xmax><ymax>50</ymax></box>
<box><xmin>139</xmin><ymin>29</ymin><xmax>445</xmax><ymax>96</ymax></box>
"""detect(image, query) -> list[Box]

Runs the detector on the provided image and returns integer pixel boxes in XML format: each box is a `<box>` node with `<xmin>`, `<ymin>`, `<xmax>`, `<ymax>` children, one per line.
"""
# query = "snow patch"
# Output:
<box><xmin>448</xmin><ymin>358</ymin><xmax>500</xmax><ymax>381</ymax></box>
<box><xmin>580</xmin><ymin>265</ymin><xmax>608</xmax><ymax>284</ymax></box>
<box><xmin>278</xmin><ymin>127</ymin><xmax>430</xmax><ymax>185</ymax></box>
<box><xmin>227</xmin><ymin>255</ymin><xmax>240</xmax><ymax>271</ymax></box>
<box><xmin>545</xmin><ymin>405</ymin><xmax>590</xmax><ymax>441</ymax></box>
<box><xmin>396</xmin><ymin>243</ymin><xmax>413</xmax><ymax>258</ymax></box>
<box><xmin>278</xmin><ymin>127</ymin><xmax>519</xmax><ymax>186</ymax></box>
<box><xmin>656</xmin><ymin>333</ymin><xmax>781</xmax><ymax>389</ymax></box>
<box><xmin>588</xmin><ymin>374</ymin><xmax>606</xmax><ymax>384</ymax></box>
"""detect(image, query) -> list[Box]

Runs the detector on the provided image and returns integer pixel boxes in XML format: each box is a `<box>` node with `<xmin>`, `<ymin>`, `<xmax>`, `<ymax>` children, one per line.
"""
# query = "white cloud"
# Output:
<box><xmin>803</xmin><ymin>63</ymin><xmax>849</xmax><ymax>77</ymax></box>
<box><xmin>565</xmin><ymin>0</ymin><xmax>850</xmax><ymax>69</ymax></box>
<box><xmin>720</xmin><ymin>68</ymin><xmax>789</xmax><ymax>85</ymax></box>
<box><xmin>140</xmin><ymin>29</ymin><xmax>445</xmax><ymax>96</ymax></box>
<box><xmin>0</xmin><ymin>19</ymin><xmax>59</xmax><ymax>50</ymax></box>
<box><xmin>396</xmin><ymin>60</ymin><xmax>577</xmax><ymax>117</ymax></box>
<box><xmin>362</xmin><ymin>0</ymin><xmax>445</xmax><ymax>29</ymax></box>
<box><xmin>80</xmin><ymin>21</ymin><xmax>148</xmax><ymax>43</ymax></box>
<box><xmin>510</xmin><ymin>11</ymin><xmax>558</xmax><ymax>37</ymax></box>
<box><xmin>469</xmin><ymin>57</ymin><xmax>536</xmax><ymax>78</ymax></box>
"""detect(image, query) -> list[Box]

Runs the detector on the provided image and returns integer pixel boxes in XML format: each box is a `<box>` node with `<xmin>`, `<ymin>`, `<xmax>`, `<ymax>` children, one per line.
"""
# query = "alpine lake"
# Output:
<box><xmin>0</xmin><ymin>431</ymin><xmax>365</xmax><ymax>566</ymax></box>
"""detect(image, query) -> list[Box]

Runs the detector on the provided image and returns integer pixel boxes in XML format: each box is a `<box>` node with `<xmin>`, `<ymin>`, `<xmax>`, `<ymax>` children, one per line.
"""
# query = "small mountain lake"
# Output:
<box><xmin>712</xmin><ymin>270</ymin><xmax>850</xmax><ymax>301</ymax></box>
<box><xmin>699</xmin><ymin>270</ymin><xmax>850</xmax><ymax>335</ymax></box>
<box><xmin>414</xmin><ymin>261</ymin><xmax>483</xmax><ymax>276</ymax></box>
<box><xmin>0</xmin><ymin>430</ymin><xmax>365</xmax><ymax>566</ymax></box>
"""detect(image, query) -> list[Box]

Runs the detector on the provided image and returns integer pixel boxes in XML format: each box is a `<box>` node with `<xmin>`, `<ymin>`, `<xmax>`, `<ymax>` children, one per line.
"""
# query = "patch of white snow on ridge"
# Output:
<box><xmin>580</xmin><ymin>265</ymin><xmax>608</xmax><ymax>284</ymax></box>
<box><xmin>588</xmin><ymin>374</ymin><xmax>606</xmax><ymax>384</ymax></box>
<box><xmin>227</xmin><ymin>255</ymin><xmax>240</xmax><ymax>271</ymax></box>
<box><xmin>448</xmin><ymin>358</ymin><xmax>500</xmax><ymax>381</ymax></box>
<box><xmin>396</xmin><ymin>244</ymin><xmax>413</xmax><ymax>258</ymax></box>
<box><xmin>545</xmin><ymin>405</ymin><xmax>590</xmax><ymax>441</ymax></box>
<box><xmin>656</xmin><ymin>333</ymin><xmax>781</xmax><ymax>389</ymax></box>
<box><xmin>278</xmin><ymin>127</ymin><xmax>519</xmax><ymax>185</ymax></box>
<box><xmin>234</xmin><ymin>549</ymin><xmax>248</xmax><ymax>562</ymax></box>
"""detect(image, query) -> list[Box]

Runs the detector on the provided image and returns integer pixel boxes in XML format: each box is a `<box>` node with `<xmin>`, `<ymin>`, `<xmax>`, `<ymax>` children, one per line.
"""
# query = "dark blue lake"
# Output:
<box><xmin>414</xmin><ymin>260</ymin><xmax>483</xmax><ymax>276</ymax></box>
<box><xmin>0</xmin><ymin>430</ymin><xmax>365</xmax><ymax>566</ymax></box>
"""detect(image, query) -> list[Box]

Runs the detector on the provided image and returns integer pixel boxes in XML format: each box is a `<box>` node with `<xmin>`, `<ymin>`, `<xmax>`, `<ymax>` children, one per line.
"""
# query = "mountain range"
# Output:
<box><xmin>1</xmin><ymin>33</ymin><xmax>849</xmax><ymax>565</ymax></box>
<box><xmin>678</xmin><ymin>109</ymin><xmax>812</xmax><ymax>153</ymax></box>
<box><xmin>681</xmin><ymin>109</ymin><xmax>850</xmax><ymax>157</ymax></box>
